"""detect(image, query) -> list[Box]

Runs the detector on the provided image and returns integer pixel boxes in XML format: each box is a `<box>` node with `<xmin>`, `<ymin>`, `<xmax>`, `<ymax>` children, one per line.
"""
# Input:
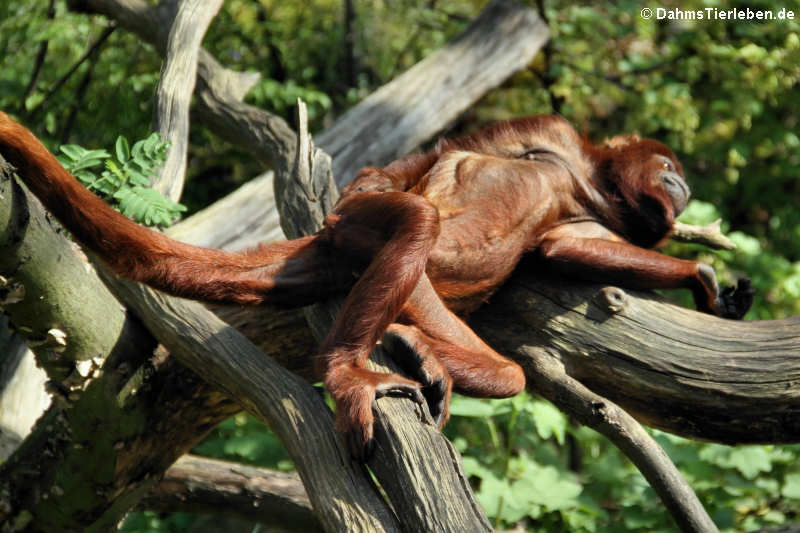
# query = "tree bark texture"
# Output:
<box><xmin>139</xmin><ymin>455</ymin><xmax>321</xmax><ymax>532</ymax></box>
<box><xmin>152</xmin><ymin>0</ymin><xmax>223</xmax><ymax>200</ymax></box>
<box><xmin>473</xmin><ymin>272</ymin><xmax>800</xmax><ymax>445</ymax></box>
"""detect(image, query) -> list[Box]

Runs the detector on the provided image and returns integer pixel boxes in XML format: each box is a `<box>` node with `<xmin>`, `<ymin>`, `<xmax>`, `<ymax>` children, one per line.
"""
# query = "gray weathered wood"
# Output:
<box><xmin>15</xmin><ymin>0</ymin><xmax>752</xmax><ymax>528</ymax></box>
<box><xmin>672</xmin><ymin>220</ymin><xmax>736</xmax><ymax>250</ymax></box>
<box><xmin>520</xmin><ymin>346</ymin><xmax>717</xmax><ymax>533</ymax></box>
<box><xmin>79</xmin><ymin>0</ymin><xmax>550</xmax><ymax>194</ymax></box>
<box><xmin>82</xmin><ymin>0</ymin><xmax>296</xmax><ymax>172</ymax></box>
<box><xmin>153</xmin><ymin>0</ymin><xmax>223</xmax><ymax>200</ymax></box>
<box><xmin>275</xmin><ymin>101</ymin><xmax>338</xmax><ymax>239</ymax></box>
<box><xmin>0</xmin><ymin>318</ymin><xmax>49</xmax><ymax>462</ymax></box>
<box><xmin>473</xmin><ymin>272</ymin><xmax>800</xmax><ymax>445</ymax></box>
<box><xmin>317</xmin><ymin>0</ymin><xmax>549</xmax><ymax>185</ymax></box>
<box><xmin>101</xmin><ymin>273</ymin><xmax>400</xmax><ymax>533</ymax></box>
<box><xmin>0</xmin><ymin>158</ymin><xmax>241</xmax><ymax>533</ymax></box>
<box><xmin>166</xmin><ymin>172</ymin><xmax>284</xmax><ymax>250</ymax></box>
<box><xmin>140</xmin><ymin>454</ymin><xmax>321</xmax><ymax>532</ymax></box>
<box><xmin>2</xmin><ymin>0</ymin><xmax>552</xmax><ymax>530</ymax></box>
<box><xmin>83</xmin><ymin>0</ymin><xmax>548</xmax><ymax>229</ymax></box>
<box><xmin>0</xmin><ymin>163</ymin><xmax>128</xmax><ymax>376</ymax></box>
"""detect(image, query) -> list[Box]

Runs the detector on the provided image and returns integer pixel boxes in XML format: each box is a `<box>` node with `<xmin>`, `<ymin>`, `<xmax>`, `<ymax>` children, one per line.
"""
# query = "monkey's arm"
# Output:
<box><xmin>538</xmin><ymin>223</ymin><xmax>753</xmax><ymax>319</ymax></box>
<box><xmin>339</xmin><ymin>152</ymin><xmax>438</xmax><ymax>198</ymax></box>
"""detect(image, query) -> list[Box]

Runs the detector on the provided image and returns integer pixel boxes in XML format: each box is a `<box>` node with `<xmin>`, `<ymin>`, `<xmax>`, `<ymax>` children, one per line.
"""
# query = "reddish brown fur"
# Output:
<box><xmin>0</xmin><ymin>112</ymin><xmax>751</xmax><ymax>459</ymax></box>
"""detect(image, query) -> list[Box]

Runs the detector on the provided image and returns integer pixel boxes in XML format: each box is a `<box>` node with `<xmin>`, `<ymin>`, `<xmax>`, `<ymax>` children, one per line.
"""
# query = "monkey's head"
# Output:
<box><xmin>599</xmin><ymin>135</ymin><xmax>690</xmax><ymax>247</ymax></box>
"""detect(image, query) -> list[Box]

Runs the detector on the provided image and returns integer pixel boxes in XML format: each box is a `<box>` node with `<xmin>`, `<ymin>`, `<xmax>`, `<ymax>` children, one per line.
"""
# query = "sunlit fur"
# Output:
<box><xmin>0</xmin><ymin>112</ymin><xmax>748</xmax><ymax>459</ymax></box>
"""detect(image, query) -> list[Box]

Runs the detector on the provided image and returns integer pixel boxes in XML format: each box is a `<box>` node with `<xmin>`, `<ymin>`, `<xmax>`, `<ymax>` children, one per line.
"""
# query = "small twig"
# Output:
<box><xmin>26</xmin><ymin>23</ymin><xmax>117</xmax><ymax>121</ymax></box>
<box><xmin>18</xmin><ymin>0</ymin><xmax>57</xmax><ymax>116</ymax></box>
<box><xmin>59</xmin><ymin>46</ymin><xmax>102</xmax><ymax>143</ymax></box>
<box><xmin>671</xmin><ymin>220</ymin><xmax>737</xmax><ymax>250</ymax></box>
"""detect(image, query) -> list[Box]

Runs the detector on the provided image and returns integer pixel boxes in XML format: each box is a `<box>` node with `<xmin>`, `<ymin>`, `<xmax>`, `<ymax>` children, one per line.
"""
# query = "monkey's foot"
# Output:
<box><xmin>325</xmin><ymin>364</ymin><xmax>424</xmax><ymax>461</ymax></box>
<box><xmin>383</xmin><ymin>323</ymin><xmax>453</xmax><ymax>428</ymax></box>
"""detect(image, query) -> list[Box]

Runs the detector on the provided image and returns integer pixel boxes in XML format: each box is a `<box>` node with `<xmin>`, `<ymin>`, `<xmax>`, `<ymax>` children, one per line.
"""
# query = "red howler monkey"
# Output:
<box><xmin>0</xmin><ymin>112</ymin><xmax>752</xmax><ymax>459</ymax></box>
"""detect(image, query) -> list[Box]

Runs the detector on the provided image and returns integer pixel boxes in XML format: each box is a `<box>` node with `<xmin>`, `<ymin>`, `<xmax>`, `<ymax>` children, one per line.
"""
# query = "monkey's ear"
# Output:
<box><xmin>603</xmin><ymin>134</ymin><xmax>641</xmax><ymax>149</ymax></box>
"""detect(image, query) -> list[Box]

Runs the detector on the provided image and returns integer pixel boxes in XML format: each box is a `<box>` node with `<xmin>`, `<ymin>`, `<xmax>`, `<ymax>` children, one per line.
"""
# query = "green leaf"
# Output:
<box><xmin>95</xmin><ymin>169</ymin><xmax>123</xmax><ymax>195</ymax></box>
<box><xmin>474</xmin><ymin>471</ymin><xmax>518</xmax><ymax>520</ymax></box>
<box><xmin>143</xmin><ymin>132</ymin><xmax>158</xmax><ymax>155</ymax></box>
<box><xmin>528</xmin><ymin>400</ymin><xmax>567</xmax><ymax>445</ymax></box>
<box><xmin>113</xmin><ymin>186</ymin><xmax>185</xmax><ymax>227</ymax></box>
<box><xmin>700</xmin><ymin>446</ymin><xmax>773</xmax><ymax>479</ymax></box>
<box><xmin>105</xmin><ymin>159</ymin><xmax>126</xmax><ymax>183</ymax></box>
<box><xmin>83</xmin><ymin>148</ymin><xmax>112</xmax><ymax>160</ymax></box>
<box><xmin>512</xmin><ymin>464</ymin><xmax>582</xmax><ymax>511</ymax></box>
<box><xmin>115</xmin><ymin>135</ymin><xmax>130</xmax><ymax>163</ymax></box>
<box><xmin>126</xmin><ymin>169</ymin><xmax>152</xmax><ymax>187</ymax></box>
<box><xmin>449</xmin><ymin>396</ymin><xmax>512</xmax><ymax>417</ymax></box>
<box><xmin>58</xmin><ymin>144</ymin><xmax>86</xmax><ymax>161</ymax></box>
<box><xmin>782</xmin><ymin>473</ymin><xmax>800</xmax><ymax>499</ymax></box>
<box><xmin>460</xmin><ymin>456</ymin><xmax>493</xmax><ymax>480</ymax></box>
<box><xmin>73</xmin><ymin>170</ymin><xmax>98</xmax><ymax>187</ymax></box>
<box><xmin>222</xmin><ymin>435</ymin><xmax>264</xmax><ymax>462</ymax></box>
<box><xmin>69</xmin><ymin>158</ymin><xmax>106</xmax><ymax>172</ymax></box>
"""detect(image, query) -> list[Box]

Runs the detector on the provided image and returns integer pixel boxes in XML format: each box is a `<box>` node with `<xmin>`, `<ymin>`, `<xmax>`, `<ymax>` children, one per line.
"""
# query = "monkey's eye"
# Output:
<box><xmin>520</xmin><ymin>149</ymin><xmax>548</xmax><ymax>160</ymax></box>
<box><xmin>662</xmin><ymin>160</ymin><xmax>675</xmax><ymax>172</ymax></box>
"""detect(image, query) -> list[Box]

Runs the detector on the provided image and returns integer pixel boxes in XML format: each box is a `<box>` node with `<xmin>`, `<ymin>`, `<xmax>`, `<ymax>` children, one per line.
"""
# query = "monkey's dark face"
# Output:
<box><xmin>648</xmin><ymin>152</ymin><xmax>690</xmax><ymax>216</ymax></box>
<box><xmin>610</xmin><ymin>138</ymin><xmax>690</xmax><ymax>220</ymax></box>
<box><xmin>601</xmin><ymin>137</ymin><xmax>690</xmax><ymax>247</ymax></box>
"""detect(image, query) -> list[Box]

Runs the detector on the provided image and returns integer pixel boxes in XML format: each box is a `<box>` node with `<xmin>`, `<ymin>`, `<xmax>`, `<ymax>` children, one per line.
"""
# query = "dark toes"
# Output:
<box><xmin>375</xmin><ymin>381</ymin><xmax>425</xmax><ymax>405</ymax></box>
<box><xmin>422</xmin><ymin>378</ymin><xmax>448</xmax><ymax>426</ymax></box>
<box><xmin>382</xmin><ymin>330</ymin><xmax>425</xmax><ymax>377</ymax></box>
<box><xmin>718</xmin><ymin>277</ymin><xmax>755</xmax><ymax>319</ymax></box>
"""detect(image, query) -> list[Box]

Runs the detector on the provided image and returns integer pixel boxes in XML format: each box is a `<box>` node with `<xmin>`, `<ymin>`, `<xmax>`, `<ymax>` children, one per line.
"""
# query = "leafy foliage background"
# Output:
<box><xmin>58</xmin><ymin>133</ymin><xmax>186</xmax><ymax>227</ymax></box>
<box><xmin>2</xmin><ymin>0</ymin><xmax>799</xmax><ymax>531</ymax></box>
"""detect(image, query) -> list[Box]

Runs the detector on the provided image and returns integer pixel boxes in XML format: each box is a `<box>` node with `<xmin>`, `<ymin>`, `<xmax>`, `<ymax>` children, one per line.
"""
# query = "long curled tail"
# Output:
<box><xmin>0</xmin><ymin>112</ymin><xmax>330</xmax><ymax>306</ymax></box>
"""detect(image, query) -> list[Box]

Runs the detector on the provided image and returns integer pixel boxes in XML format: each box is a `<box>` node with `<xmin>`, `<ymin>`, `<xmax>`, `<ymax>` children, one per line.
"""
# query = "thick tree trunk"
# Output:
<box><xmin>474</xmin><ymin>273</ymin><xmax>800</xmax><ymax>444</ymax></box>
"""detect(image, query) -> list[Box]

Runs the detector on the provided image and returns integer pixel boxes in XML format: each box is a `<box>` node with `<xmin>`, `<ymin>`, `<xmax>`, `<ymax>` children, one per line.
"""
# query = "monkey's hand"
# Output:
<box><xmin>339</xmin><ymin>168</ymin><xmax>397</xmax><ymax>201</ymax></box>
<box><xmin>696</xmin><ymin>265</ymin><xmax>755</xmax><ymax>319</ymax></box>
<box><xmin>716</xmin><ymin>277</ymin><xmax>755</xmax><ymax>319</ymax></box>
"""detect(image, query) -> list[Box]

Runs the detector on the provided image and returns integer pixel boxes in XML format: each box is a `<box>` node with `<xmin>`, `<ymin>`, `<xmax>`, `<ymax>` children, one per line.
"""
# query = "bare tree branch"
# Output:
<box><xmin>4</xmin><ymin>1</ymin><xmax>749</xmax><ymax>531</ymax></box>
<box><xmin>521</xmin><ymin>346</ymin><xmax>717</xmax><ymax>533</ymax></box>
<box><xmin>316</xmin><ymin>0</ymin><xmax>550</xmax><ymax>185</ymax></box>
<box><xmin>474</xmin><ymin>273</ymin><xmax>800</xmax><ymax>445</ymax></box>
<box><xmin>153</xmin><ymin>0</ymin><xmax>223</xmax><ymax>200</ymax></box>
<box><xmin>672</xmin><ymin>220</ymin><xmax>737</xmax><ymax>250</ymax></box>
<box><xmin>18</xmin><ymin>0</ymin><xmax>56</xmax><ymax>115</ymax></box>
<box><xmin>140</xmin><ymin>455</ymin><xmax>322</xmax><ymax>532</ymax></box>
<box><xmin>2</xmin><ymin>0</ymin><xmax>550</xmax><ymax>529</ymax></box>
<box><xmin>25</xmin><ymin>23</ymin><xmax>117</xmax><ymax>122</ymax></box>
<box><xmin>0</xmin><ymin>157</ymin><xmax>241</xmax><ymax>533</ymax></box>
<box><xmin>98</xmin><ymin>270</ymin><xmax>401</xmax><ymax>533</ymax></box>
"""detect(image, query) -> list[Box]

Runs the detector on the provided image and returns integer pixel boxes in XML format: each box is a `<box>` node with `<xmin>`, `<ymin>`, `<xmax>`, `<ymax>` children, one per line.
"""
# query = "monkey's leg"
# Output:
<box><xmin>319</xmin><ymin>191</ymin><xmax>441</xmax><ymax>460</ymax></box>
<box><xmin>382</xmin><ymin>274</ymin><xmax>525</xmax><ymax>427</ymax></box>
<box><xmin>382</xmin><ymin>322</ymin><xmax>453</xmax><ymax>428</ymax></box>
